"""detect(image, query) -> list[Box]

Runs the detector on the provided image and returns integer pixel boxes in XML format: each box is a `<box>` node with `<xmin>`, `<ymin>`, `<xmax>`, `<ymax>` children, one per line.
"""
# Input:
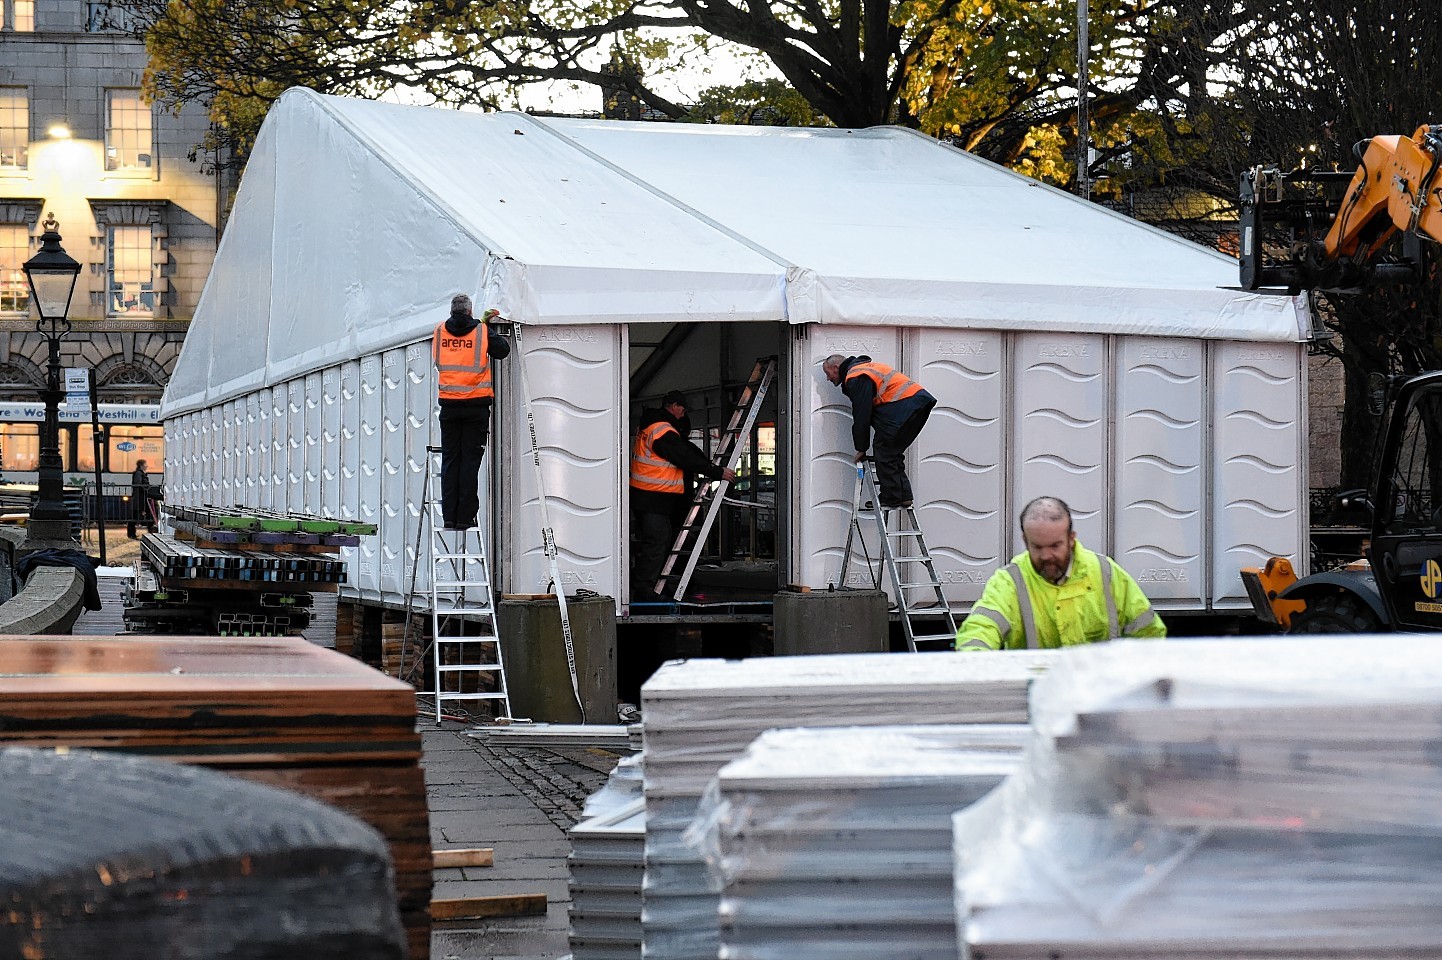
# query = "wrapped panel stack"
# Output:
<box><xmin>640</xmin><ymin>651</ymin><xmax>1057</xmax><ymax>960</ymax></box>
<box><xmin>954</xmin><ymin>637</ymin><xmax>1442</xmax><ymax>959</ymax></box>
<box><xmin>707</xmin><ymin>725</ymin><xmax>1026</xmax><ymax>960</ymax></box>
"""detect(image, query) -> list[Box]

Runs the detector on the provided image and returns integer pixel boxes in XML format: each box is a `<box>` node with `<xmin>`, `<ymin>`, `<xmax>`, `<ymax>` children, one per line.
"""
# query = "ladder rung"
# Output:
<box><xmin>435</xmin><ymin>552</ymin><xmax>488</xmax><ymax>561</ymax></box>
<box><xmin>910</xmin><ymin>633</ymin><xmax>957</xmax><ymax>644</ymax></box>
<box><xmin>435</xmin><ymin>692</ymin><xmax>508</xmax><ymax>701</ymax></box>
<box><xmin>434</xmin><ymin>634</ymin><xmax>499</xmax><ymax>643</ymax></box>
<box><xmin>892</xmin><ymin>555</ymin><xmax>930</xmax><ymax>563</ymax></box>
<box><xmin>437</xmin><ymin>663</ymin><xmax>503</xmax><ymax>673</ymax></box>
<box><xmin>898</xmin><ymin>581</ymin><xmax>942</xmax><ymax>590</ymax></box>
<box><xmin>433</xmin><ymin>605</ymin><xmax>496</xmax><ymax>616</ymax></box>
<box><xmin>434</xmin><ymin>580</ymin><xmax>492</xmax><ymax>590</ymax></box>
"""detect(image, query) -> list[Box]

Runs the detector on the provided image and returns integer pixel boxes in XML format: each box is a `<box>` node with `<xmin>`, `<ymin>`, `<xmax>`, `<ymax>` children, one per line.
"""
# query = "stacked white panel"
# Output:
<box><xmin>1113</xmin><ymin>339</ymin><xmax>1205</xmax><ymax>607</ymax></box>
<box><xmin>911</xmin><ymin>329</ymin><xmax>1006</xmax><ymax>605</ymax></box>
<box><xmin>571</xmin><ymin>756</ymin><xmax>648</xmax><ymax>960</ymax></box>
<box><xmin>954</xmin><ymin>636</ymin><xmax>1442</xmax><ymax>959</ymax></box>
<box><xmin>639</xmin><ymin>651</ymin><xmax>1056</xmax><ymax>960</ymax></box>
<box><xmin>1211</xmin><ymin>341</ymin><xmax>1305</xmax><ymax>605</ymax></box>
<box><xmin>712</xmin><ymin>726</ymin><xmax>1024</xmax><ymax>960</ymax></box>
<box><xmin>1012</xmin><ymin>333</ymin><xmax>1108</xmax><ymax>553</ymax></box>
<box><xmin>245</xmin><ymin>392</ymin><xmax>263</xmax><ymax>507</ymax></box>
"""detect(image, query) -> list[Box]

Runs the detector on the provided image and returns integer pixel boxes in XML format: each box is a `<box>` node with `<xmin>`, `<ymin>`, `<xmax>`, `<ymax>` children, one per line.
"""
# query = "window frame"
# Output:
<box><xmin>0</xmin><ymin>88</ymin><xmax>27</xmax><ymax>172</ymax></box>
<box><xmin>103</xmin><ymin>89</ymin><xmax>155</xmax><ymax>177</ymax></box>
<box><xmin>105</xmin><ymin>224</ymin><xmax>156</xmax><ymax>318</ymax></box>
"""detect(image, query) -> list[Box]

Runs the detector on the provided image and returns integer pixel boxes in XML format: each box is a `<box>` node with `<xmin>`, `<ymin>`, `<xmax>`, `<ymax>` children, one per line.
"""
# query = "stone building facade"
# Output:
<box><xmin>0</xmin><ymin>0</ymin><xmax>226</xmax><ymax>405</ymax></box>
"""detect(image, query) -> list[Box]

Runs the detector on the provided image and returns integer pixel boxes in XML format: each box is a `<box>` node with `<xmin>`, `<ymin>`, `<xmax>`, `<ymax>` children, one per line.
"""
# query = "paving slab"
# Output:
<box><xmin>424</xmin><ymin>723</ymin><xmax>624</xmax><ymax>959</ymax></box>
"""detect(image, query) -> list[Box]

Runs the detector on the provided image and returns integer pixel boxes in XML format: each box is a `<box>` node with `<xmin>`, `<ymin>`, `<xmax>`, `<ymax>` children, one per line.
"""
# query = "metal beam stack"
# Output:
<box><xmin>638</xmin><ymin>651</ymin><xmax>1058</xmax><ymax>960</ymax></box>
<box><xmin>953</xmin><ymin>636</ymin><xmax>1442</xmax><ymax>960</ymax></box>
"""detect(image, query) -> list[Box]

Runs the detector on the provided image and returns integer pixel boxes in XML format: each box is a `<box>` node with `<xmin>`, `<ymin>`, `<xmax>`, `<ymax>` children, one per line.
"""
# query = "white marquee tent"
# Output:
<box><xmin>163</xmin><ymin>89</ymin><xmax>1309</xmax><ymax>612</ymax></box>
<box><xmin>165</xmin><ymin>88</ymin><xmax>1305</xmax><ymax>417</ymax></box>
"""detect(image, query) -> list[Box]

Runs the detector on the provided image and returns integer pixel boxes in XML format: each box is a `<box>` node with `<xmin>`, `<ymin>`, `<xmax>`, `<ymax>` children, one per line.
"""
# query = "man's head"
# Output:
<box><xmin>821</xmin><ymin>354</ymin><xmax>846</xmax><ymax>385</ymax></box>
<box><xmin>662</xmin><ymin>390</ymin><xmax>687</xmax><ymax>420</ymax></box>
<box><xmin>136</xmin><ymin>459</ymin><xmax>147</xmax><ymax>470</ymax></box>
<box><xmin>1020</xmin><ymin>496</ymin><xmax>1074</xmax><ymax>584</ymax></box>
<box><xmin>450</xmin><ymin>293</ymin><xmax>473</xmax><ymax>316</ymax></box>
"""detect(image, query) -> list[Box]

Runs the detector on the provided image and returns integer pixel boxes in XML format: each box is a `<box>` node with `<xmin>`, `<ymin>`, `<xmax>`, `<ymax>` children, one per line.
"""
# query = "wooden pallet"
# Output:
<box><xmin>0</xmin><ymin>637</ymin><xmax>431</xmax><ymax>959</ymax></box>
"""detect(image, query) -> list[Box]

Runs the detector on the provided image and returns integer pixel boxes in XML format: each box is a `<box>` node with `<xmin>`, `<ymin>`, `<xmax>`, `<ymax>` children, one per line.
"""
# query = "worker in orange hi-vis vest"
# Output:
<box><xmin>629</xmin><ymin>390</ymin><xmax>736</xmax><ymax>602</ymax></box>
<box><xmin>432</xmin><ymin>293</ymin><xmax>511</xmax><ymax>529</ymax></box>
<box><xmin>821</xmin><ymin>354</ymin><xmax>937</xmax><ymax>508</ymax></box>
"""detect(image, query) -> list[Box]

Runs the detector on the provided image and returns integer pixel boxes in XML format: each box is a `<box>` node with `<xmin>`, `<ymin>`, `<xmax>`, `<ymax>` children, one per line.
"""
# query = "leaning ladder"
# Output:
<box><xmin>420</xmin><ymin>445</ymin><xmax>512</xmax><ymax>724</ymax></box>
<box><xmin>838</xmin><ymin>459</ymin><xmax>959</xmax><ymax>652</ymax></box>
<box><xmin>653</xmin><ymin>356</ymin><xmax>778</xmax><ymax>600</ymax></box>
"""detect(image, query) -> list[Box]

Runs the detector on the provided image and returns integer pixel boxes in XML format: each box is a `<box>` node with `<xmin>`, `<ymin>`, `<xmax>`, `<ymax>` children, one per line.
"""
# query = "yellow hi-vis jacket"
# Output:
<box><xmin>955</xmin><ymin>540</ymin><xmax>1165</xmax><ymax>650</ymax></box>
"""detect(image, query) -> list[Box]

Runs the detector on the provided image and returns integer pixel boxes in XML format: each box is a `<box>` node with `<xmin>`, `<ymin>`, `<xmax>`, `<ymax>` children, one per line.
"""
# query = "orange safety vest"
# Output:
<box><xmin>433</xmin><ymin>320</ymin><xmax>493</xmax><ymax>401</ymax></box>
<box><xmin>845</xmin><ymin>361</ymin><xmax>923</xmax><ymax>406</ymax></box>
<box><xmin>630</xmin><ymin>422</ymin><xmax>685</xmax><ymax>493</ymax></box>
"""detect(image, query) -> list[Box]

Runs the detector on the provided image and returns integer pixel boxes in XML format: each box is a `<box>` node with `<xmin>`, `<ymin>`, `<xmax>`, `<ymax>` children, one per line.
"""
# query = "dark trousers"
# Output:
<box><xmin>126</xmin><ymin>492</ymin><xmax>154</xmax><ymax>537</ymax></box>
<box><xmin>632</xmin><ymin>508</ymin><xmax>675</xmax><ymax>599</ymax></box>
<box><xmin>873</xmin><ymin>395</ymin><xmax>936</xmax><ymax>505</ymax></box>
<box><xmin>439</xmin><ymin>403</ymin><xmax>491</xmax><ymax>527</ymax></box>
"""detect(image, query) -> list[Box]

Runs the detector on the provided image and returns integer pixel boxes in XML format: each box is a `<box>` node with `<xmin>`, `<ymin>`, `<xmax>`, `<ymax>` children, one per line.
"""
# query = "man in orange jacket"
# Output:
<box><xmin>822</xmin><ymin>354</ymin><xmax>936</xmax><ymax>507</ymax></box>
<box><xmin>432</xmin><ymin>293</ymin><xmax>510</xmax><ymax>529</ymax></box>
<box><xmin>630</xmin><ymin>390</ymin><xmax>736</xmax><ymax>601</ymax></box>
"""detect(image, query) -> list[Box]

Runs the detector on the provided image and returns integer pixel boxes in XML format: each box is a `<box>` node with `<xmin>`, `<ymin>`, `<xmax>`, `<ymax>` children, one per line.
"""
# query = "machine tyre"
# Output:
<box><xmin>1288</xmin><ymin>592</ymin><xmax>1382</xmax><ymax>634</ymax></box>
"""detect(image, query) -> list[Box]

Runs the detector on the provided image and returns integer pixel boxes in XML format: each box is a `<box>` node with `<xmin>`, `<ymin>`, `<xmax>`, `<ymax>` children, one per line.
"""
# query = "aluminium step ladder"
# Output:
<box><xmin>418</xmin><ymin>445</ymin><xmax>512</xmax><ymax>724</ymax></box>
<box><xmin>838</xmin><ymin>459</ymin><xmax>959</xmax><ymax>652</ymax></box>
<box><xmin>652</xmin><ymin>356</ymin><xmax>778</xmax><ymax>600</ymax></box>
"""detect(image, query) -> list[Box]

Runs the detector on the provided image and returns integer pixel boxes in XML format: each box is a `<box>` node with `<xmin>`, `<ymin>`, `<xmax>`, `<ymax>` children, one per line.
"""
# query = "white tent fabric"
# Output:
<box><xmin>165</xmin><ymin>90</ymin><xmax>1307</xmax><ymax>417</ymax></box>
<box><xmin>544</xmin><ymin>119</ymin><xmax>1306</xmax><ymax>338</ymax></box>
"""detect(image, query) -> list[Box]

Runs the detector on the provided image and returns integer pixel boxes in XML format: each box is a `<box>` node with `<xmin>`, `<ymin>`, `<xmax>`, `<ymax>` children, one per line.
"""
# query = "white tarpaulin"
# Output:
<box><xmin>165</xmin><ymin>89</ymin><xmax>1307</xmax><ymax>417</ymax></box>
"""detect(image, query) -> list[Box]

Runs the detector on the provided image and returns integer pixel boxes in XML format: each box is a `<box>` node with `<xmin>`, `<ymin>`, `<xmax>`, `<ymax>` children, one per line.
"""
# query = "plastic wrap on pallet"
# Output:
<box><xmin>952</xmin><ymin>636</ymin><xmax>1442</xmax><ymax>959</ymax></box>
<box><xmin>583</xmin><ymin>752</ymin><xmax>646</xmax><ymax>820</ymax></box>
<box><xmin>638</xmin><ymin>653</ymin><xmax>1055</xmax><ymax>960</ymax></box>
<box><xmin>640</xmin><ymin>651</ymin><xmax>1056</xmax><ymax>798</ymax></box>
<box><xmin>673</xmin><ymin>726</ymin><xmax>1022</xmax><ymax>960</ymax></box>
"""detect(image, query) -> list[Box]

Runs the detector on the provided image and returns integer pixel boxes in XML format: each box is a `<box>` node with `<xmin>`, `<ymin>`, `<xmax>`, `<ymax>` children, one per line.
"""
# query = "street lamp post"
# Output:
<box><xmin>21</xmin><ymin>214</ymin><xmax>80</xmax><ymax>548</ymax></box>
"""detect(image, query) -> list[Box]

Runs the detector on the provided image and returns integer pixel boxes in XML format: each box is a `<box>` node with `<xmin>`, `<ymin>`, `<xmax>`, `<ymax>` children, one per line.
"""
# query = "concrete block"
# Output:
<box><xmin>498</xmin><ymin>595</ymin><xmax>616</xmax><ymax>724</ymax></box>
<box><xmin>772</xmin><ymin>588</ymin><xmax>888</xmax><ymax>655</ymax></box>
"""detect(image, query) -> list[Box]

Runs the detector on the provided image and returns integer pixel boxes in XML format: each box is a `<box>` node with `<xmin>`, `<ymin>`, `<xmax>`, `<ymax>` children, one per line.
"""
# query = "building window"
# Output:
<box><xmin>0</xmin><ymin>224</ymin><xmax>28</xmax><ymax>314</ymax></box>
<box><xmin>105</xmin><ymin>90</ymin><xmax>152</xmax><ymax>173</ymax></box>
<box><xmin>6</xmin><ymin>0</ymin><xmax>34</xmax><ymax>31</ymax></box>
<box><xmin>0</xmin><ymin>90</ymin><xmax>26</xmax><ymax>170</ymax></box>
<box><xmin>107</xmin><ymin>225</ymin><xmax>155</xmax><ymax>316</ymax></box>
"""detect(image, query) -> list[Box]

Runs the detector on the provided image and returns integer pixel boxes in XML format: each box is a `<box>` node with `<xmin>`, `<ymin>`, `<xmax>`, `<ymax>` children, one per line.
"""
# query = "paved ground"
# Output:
<box><xmin>424</xmin><ymin>722</ymin><xmax>624</xmax><ymax>960</ymax></box>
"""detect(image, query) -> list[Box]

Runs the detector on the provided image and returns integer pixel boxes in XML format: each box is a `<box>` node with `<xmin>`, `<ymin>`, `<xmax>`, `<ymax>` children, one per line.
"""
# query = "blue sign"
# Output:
<box><xmin>117</xmin><ymin>441</ymin><xmax>136</xmax><ymax>452</ymax></box>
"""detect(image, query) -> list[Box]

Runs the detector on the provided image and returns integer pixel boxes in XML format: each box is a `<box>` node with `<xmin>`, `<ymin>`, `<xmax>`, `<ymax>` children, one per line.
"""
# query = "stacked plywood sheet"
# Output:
<box><xmin>639</xmin><ymin>651</ymin><xmax>1058</xmax><ymax>960</ymax></box>
<box><xmin>0</xmin><ymin>636</ymin><xmax>430</xmax><ymax>960</ymax></box>
<box><xmin>953</xmin><ymin>636</ymin><xmax>1442</xmax><ymax>960</ymax></box>
<box><xmin>707</xmin><ymin>725</ymin><xmax>1026</xmax><ymax>960</ymax></box>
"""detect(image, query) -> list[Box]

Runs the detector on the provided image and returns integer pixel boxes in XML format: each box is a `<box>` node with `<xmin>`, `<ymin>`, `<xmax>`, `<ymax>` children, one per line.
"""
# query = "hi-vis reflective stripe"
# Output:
<box><xmin>1007</xmin><ymin>555</ymin><xmax>1122</xmax><ymax>647</ymax></box>
<box><xmin>1124</xmin><ymin>607</ymin><xmax>1157</xmax><ymax>635</ymax></box>
<box><xmin>630</xmin><ymin>422</ymin><xmax>684</xmax><ymax>492</ymax></box>
<box><xmin>1004</xmin><ymin>563</ymin><xmax>1039</xmax><ymax>649</ymax></box>
<box><xmin>957</xmin><ymin>605</ymin><xmax>1010</xmax><ymax>650</ymax></box>
<box><xmin>846</xmin><ymin>362</ymin><xmax>923</xmax><ymax>406</ymax></box>
<box><xmin>433</xmin><ymin>322</ymin><xmax>493</xmax><ymax>398</ymax></box>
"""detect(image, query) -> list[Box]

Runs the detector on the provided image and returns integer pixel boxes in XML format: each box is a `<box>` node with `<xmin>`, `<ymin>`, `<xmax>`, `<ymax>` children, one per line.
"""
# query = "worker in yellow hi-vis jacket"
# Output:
<box><xmin>956</xmin><ymin>496</ymin><xmax>1165</xmax><ymax>650</ymax></box>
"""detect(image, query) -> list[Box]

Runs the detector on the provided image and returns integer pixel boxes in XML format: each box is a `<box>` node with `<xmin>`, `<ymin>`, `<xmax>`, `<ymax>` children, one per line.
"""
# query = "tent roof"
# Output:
<box><xmin>164</xmin><ymin>89</ymin><xmax>1306</xmax><ymax>417</ymax></box>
